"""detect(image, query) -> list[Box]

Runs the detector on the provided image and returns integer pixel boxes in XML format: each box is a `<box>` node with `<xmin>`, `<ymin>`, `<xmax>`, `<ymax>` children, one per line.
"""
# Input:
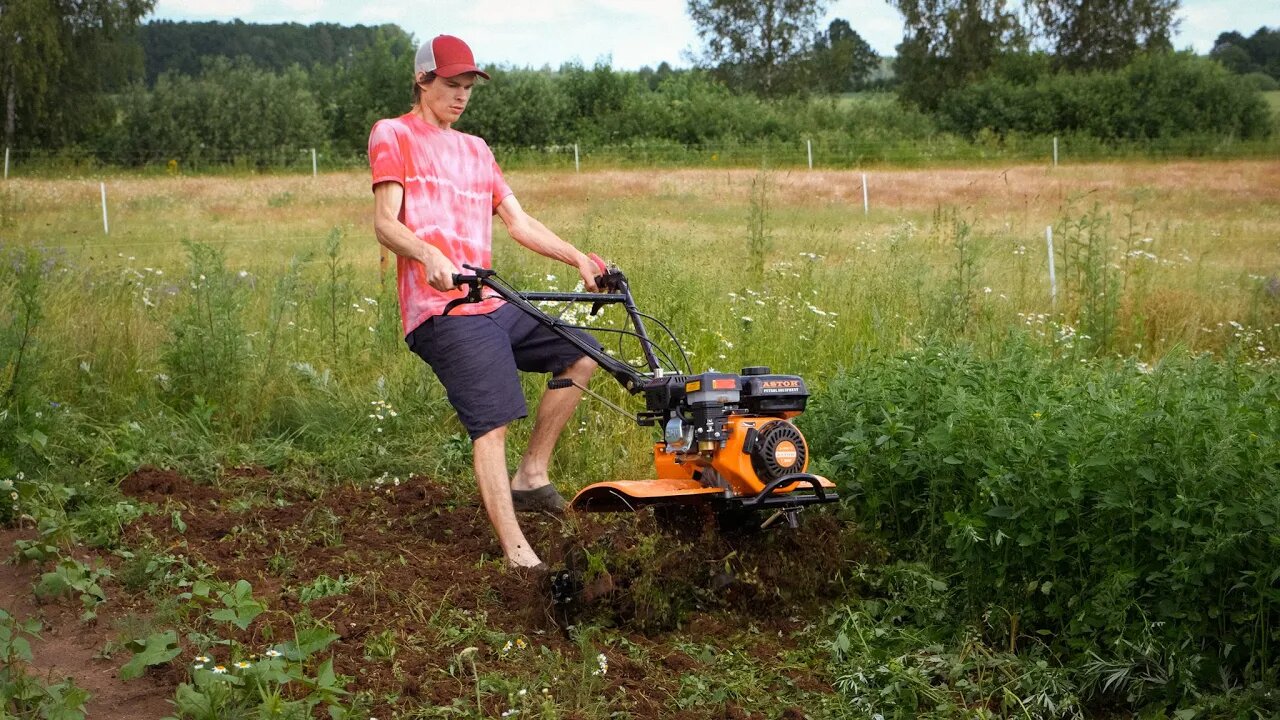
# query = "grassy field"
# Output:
<box><xmin>2</xmin><ymin>160</ymin><xmax>1279</xmax><ymax>718</ymax></box>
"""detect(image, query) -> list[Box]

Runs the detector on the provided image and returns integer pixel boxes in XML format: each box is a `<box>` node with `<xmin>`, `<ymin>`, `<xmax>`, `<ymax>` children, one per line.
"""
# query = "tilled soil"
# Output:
<box><xmin>6</xmin><ymin>467</ymin><xmax>873</xmax><ymax>718</ymax></box>
<box><xmin>0</xmin><ymin>528</ymin><xmax>174</xmax><ymax>718</ymax></box>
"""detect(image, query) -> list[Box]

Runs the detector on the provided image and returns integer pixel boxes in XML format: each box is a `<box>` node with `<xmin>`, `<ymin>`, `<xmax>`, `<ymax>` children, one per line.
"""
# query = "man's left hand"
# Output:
<box><xmin>576</xmin><ymin>256</ymin><xmax>601</xmax><ymax>293</ymax></box>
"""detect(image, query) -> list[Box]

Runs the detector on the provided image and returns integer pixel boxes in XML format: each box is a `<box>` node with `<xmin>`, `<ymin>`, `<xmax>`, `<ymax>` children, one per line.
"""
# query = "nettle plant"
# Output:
<box><xmin>806</xmin><ymin>336</ymin><xmax>1280</xmax><ymax>710</ymax></box>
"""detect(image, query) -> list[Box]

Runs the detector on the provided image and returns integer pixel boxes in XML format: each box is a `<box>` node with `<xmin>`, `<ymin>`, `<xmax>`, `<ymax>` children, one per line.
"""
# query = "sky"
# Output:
<box><xmin>149</xmin><ymin>0</ymin><xmax>1275</xmax><ymax>71</ymax></box>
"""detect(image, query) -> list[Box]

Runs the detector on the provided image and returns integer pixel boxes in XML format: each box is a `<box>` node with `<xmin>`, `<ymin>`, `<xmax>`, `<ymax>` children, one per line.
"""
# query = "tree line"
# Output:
<box><xmin>1</xmin><ymin>0</ymin><xmax>1274</xmax><ymax>167</ymax></box>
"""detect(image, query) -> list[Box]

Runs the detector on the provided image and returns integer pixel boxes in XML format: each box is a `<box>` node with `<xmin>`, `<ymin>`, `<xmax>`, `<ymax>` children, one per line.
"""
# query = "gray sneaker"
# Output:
<box><xmin>511</xmin><ymin>484</ymin><xmax>567</xmax><ymax>514</ymax></box>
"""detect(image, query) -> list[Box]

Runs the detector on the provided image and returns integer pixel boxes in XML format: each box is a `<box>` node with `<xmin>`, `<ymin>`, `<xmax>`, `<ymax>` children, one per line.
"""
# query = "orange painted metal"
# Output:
<box><xmin>571</xmin><ymin>417</ymin><xmax>835</xmax><ymax>512</ymax></box>
<box><xmin>570</xmin><ymin>479</ymin><xmax>723</xmax><ymax>512</ymax></box>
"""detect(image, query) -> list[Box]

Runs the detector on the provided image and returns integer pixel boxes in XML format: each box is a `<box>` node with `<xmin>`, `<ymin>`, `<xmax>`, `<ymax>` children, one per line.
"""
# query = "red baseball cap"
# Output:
<box><xmin>415</xmin><ymin>35</ymin><xmax>490</xmax><ymax>80</ymax></box>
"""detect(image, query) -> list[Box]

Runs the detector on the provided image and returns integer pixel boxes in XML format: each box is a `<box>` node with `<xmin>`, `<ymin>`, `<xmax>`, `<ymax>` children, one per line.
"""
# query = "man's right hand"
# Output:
<box><xmin>420</xmin><ymin>249</ymin><xmax>461</xmax><ymax>292</ymax></box>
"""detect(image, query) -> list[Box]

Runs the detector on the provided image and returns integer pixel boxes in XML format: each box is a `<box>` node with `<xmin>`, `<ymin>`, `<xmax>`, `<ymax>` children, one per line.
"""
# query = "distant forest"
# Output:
<box><xmin>139</xmin><ymin>20</ymin><xmax>411</xmax><ymax>84</ymax></box>
<box><xmin>4</xmin><ymin>15</ymin><xmax>1276</xmax><ymax>166</ymax></box>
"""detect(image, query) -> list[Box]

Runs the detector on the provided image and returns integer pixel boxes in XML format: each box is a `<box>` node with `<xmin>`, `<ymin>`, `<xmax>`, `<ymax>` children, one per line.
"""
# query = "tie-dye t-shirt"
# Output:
<box><xmin>369</xmin><ymin>113</ymin><xmax>513</xmax><ymax>336</ymax></box>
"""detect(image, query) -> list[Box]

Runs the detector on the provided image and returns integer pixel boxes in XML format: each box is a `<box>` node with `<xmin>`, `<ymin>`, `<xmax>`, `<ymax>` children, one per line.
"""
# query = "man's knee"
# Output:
<box><xmin>473</xmin><ymin>424</ymin><xmax>508</xmax><ymax>451</ymax></box>
<box><xmin>567</xmin><ymin>354</ymin><xmax>597</xmax><ymax>377</ymax></box>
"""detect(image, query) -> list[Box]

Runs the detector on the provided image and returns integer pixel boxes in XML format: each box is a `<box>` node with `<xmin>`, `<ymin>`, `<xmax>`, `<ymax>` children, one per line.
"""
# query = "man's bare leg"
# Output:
<box><xmin>472</xmin><ymin>425</ymin><xmax>541</xmax><ymax>567</ymax></box>
<box><xmin>512</xmin><ymin>355</ymin><xmax>597</xmax><ymax>491</ymax></box>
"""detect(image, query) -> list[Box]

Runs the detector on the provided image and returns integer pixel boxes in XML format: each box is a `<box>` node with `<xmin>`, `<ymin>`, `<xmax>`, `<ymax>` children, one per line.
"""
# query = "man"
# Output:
<box><xmin>369</xmin><ymin>34</ymin><xmax>601</xmax><ymax>569</ymax></box>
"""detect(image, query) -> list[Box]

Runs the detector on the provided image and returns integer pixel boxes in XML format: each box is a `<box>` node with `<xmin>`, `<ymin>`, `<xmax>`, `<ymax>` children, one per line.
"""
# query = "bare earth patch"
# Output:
<box><xmin>0</xmin><ymin>529</ymin><xmax>174</xmax><ymax>719</ymax></box>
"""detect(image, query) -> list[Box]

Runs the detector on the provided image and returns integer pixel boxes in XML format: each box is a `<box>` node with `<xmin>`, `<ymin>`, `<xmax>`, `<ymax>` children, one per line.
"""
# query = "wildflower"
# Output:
<box><xmin>212</xmin><ymin>665</ymin><xmax>228</xmax><ymax>674</ymax></box>
<box><xmin>235</xmin><ymin>661</ymin><xmax>251</xmax><ymax>669</ymax></box>
<box><xmin>502</xmin><ymin>640</ymin><xmax>514</xmax><ymax>655</ymax></box>
<box><xmin>593</xmin><ymin>652</ymin><xmax>608</xmax><ymax>676</ymax></box>
<box><xmin>516</xmin><ymin>638</ymin><xmax>527</xmax><ymax>650</ymax></box>
<box><xmin>264</xmin><ymin>649</ymin><xmax>282</xmax><ymax>658</ymax></box>
<box><xmin>238</xmin><ymin>270</ymin><xmax>249</xmax><ymax>278</ymax></box>
<box><xmin>195</xmin><ymin>655</ymin><xmax>211</xmax><ymax>664</ymax></box>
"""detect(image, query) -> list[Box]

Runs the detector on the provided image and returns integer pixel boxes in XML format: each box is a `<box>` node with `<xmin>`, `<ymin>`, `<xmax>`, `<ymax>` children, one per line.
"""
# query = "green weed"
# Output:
<box><xmin>0</xmin><ymin>608</ymin><xmax>91</xmax><ymax>719</ymax></box>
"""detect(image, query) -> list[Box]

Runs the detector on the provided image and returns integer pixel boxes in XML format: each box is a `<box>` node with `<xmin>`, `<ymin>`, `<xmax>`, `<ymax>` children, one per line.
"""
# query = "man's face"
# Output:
<box><xmin>420</xmin><ymin>73</ymin><xmax>478</xmax><ymax>126</ymax></box>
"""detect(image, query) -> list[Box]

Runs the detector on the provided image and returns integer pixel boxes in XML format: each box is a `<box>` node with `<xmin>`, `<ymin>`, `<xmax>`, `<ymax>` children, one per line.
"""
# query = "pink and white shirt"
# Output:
<box><xmin>369</xmin><ymin>113</ymin><xmax>513</xmax><ymax>335</ymax></box>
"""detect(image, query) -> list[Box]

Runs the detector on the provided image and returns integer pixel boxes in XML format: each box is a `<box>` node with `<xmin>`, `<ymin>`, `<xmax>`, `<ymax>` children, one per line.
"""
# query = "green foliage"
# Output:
<box><xmin>805</xmin><ymin>338</ymin><xmax>1280</xmax><ymax>708</ymax></box>
<box><xmin>746</xmin><ymin>169</ymin><xmax>772</xmax><ymax>282</ymax></box>
<box><xmin>139</xmin><ymin>20</ymin><xmax>413</xmax><ymax>85</ymax></box>
<box><xmin>297</xmin><ymin>574</ymin><xmax>356</xmax><ymax>604</ymax></box>
<box><xmin>114</xmin><ymin>57</ymin><xmax>328</xmax><ymax>168</ymax></box>
<box><xmin>0</xmin><ymin>608</ymin><xmax>90</xmax><ymax>719</ymax></box>
<box><xmin>941</xmin><ymin>51</ymin><xmax>1274</xmax><ymax>141</ymax></box>
<box><xmin>165</xmin><ymin>633</ymin><xmax>348</xmax><ymax>720</ymax></box>
<box><xmin>1211</xmin><ymin>27</ymin><xmax>1280</xmax><ymax>82</ymax></box>
<box><xmin>809</xmin><ymin>19</ymin><xmax>880</xmax><ymax>94</ymax></box>
<box><xmin>311</xmin><ymin>27</ymin><xmax>417</xmax><ymax>151</ymax></box>
<box><xmin>827</xmin><ymin>562</ymin><xmax>1083</xmax><ymax>718</ymax></box>
<box><xmin>1028</xmin><ymin>0</ymin><xmax>1178</xmax><ymax>71</ymax></box>
<box><xmin>162</xmin><ymin>242</ymin><xmax>248</xmax><ymax>413</ymax></box>
<box><xmin>120</xmin><ymin>630</ymin><xmax>182</xmax><ymax>680</ymax></box>
<box><xmin>192</xmin><ymin>579</ymin><xmax>265</xmax><ymax>631</ymax></box>
<box><xmin>34</xmin><ymin>557</ymin><xmax>112</xmax><ymax>621</ymax></box>
<box><xmin>459</xmin><ymin>65</ymin><xmax>573</xmax><ymax>146</ymax></box>
<box><xmin>1</xmin><ymin>248</ymin><xmax>46</xmax><ymax>413</ymax></box>
<box><xmin>686</xmin><ymin>0</ymin><xmax>830</xmax><ymax>97</ymax></box>
<box><xmin>0</xmin><ymin>0</ymin><xmax>154</xmax><ymax>149</ymax></box>
<box><xmin>891</xmin><ymin>0</ymin><xmax>1027</xmax><ymax>111</ymax></box>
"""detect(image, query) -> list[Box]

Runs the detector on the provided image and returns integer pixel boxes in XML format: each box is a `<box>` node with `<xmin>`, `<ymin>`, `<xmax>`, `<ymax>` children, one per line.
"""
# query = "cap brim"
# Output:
<box><xmin>434</xmin><ymin>63</ymin><xmax>490</xmax><ymax>80</ymax></box>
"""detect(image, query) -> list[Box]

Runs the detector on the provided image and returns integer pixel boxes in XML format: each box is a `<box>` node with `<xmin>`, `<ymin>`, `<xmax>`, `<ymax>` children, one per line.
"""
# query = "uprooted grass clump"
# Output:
<box><xmin>547</xmin><ymin>508</ymin><xmax>878</xmax><ymax>632</ymax></box>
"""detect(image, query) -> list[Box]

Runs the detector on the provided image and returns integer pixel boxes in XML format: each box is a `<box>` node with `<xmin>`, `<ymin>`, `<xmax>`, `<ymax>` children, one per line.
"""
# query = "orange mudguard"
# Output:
<box><xmin>570</xmin><ymin>478</ymin><xmax>725</xmax><ymax>512</ymax></box>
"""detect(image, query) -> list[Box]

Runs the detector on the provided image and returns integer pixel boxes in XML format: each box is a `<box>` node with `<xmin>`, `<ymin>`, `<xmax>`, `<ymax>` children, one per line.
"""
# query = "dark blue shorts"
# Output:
<box><xmin>406</xmin><ymin>303</ymin><xmax>602</xmax><ymax>440</ymax></box>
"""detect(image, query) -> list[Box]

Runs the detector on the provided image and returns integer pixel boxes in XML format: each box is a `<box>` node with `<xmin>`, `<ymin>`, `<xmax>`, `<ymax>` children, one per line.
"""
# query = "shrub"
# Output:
<box><xmin>942</xmin><ymin>51</ymin><xmax>1273</xmax><ymax>141</ymax></box>
<box><xmin>804</xmin><ymin>338</ymin><xmax>1280</xmax><ymax>706</ymax></box>
<box><xmin>115</xmin><ymin>58</ymin><xmax>328</xmax><ymax>168</ymax></box>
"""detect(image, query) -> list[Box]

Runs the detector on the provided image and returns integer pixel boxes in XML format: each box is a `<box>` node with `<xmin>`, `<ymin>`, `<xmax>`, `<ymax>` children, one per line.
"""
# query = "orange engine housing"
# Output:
<box><xmin>654</xmin><ymin>415</ymin><xmax>810</xmax><ymax>496</ymax></box>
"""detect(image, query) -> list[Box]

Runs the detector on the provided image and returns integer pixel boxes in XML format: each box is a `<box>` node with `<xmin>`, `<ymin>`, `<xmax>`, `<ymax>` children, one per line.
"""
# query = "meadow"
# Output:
<box><xmin>1</xmin><ymin>159</ymin><xmax>1278</xmax><ymax>718</ymax></box>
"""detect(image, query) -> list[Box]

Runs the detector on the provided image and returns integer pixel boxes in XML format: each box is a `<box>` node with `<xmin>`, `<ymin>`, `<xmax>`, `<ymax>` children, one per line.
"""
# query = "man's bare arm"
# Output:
<box><xmin>372</xmin><ymin>181</ymin><xmax>458</xmax><ymax>291</ymax></box>
<box><xmin>496</xmin><ymin>195</ymin><xmax>599</xmax><ymax>292</ymax></box>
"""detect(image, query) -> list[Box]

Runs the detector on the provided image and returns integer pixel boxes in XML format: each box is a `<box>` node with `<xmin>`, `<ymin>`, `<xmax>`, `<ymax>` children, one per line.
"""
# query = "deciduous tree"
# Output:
<box><xmin>0</xmin><ymin>0</ymin><xmax>155</xmax><ymax>148</ymax></box>
<box><xmin>1027</xmin><ymin>0</ymin><xmax>1179</xmax><ymax>71</ymax></box>
<box><xmin>891</xmin><ymin>0</ymin><xmax>1025</xmax><ymax>110</ymax></box>
<box><xmin>686</xmin><ymin>0</ymin><xmax>829</xmax><ymax>97</ymax></box>
<box><xmin>810</xmin><ymin>18</ymin><xmax>880</xmax><ymax>93</ymax></box>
